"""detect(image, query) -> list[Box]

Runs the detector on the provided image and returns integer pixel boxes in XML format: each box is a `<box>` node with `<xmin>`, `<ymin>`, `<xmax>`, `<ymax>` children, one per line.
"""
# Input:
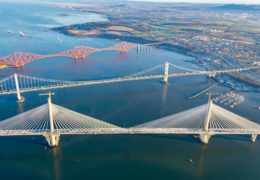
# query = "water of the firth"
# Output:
<box><xmin>0</xmin><ymin>2</ymin><xmax>259</xmax><ymax>180</ymax></box>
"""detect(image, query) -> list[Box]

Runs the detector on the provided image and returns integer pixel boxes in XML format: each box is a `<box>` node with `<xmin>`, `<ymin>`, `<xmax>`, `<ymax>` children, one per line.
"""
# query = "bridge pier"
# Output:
<box><xmin>14</xmin><ymin>73</ymin><xmax>24</xmax><ymax>103</ymax></box>
<box><xmin>73</xmin><ymin>55</ymin><xmax>85</xmax><ymax>60</ymax></box>
<box><xmin>207</xmin><ymin>73</ymin><xmax>216</xmax><ymax>78</ymax></box>
<box><xmin>161</xmin><ymin>62</ymin><xmax>169</xmax><ymax>85</ymax></box>
<box><xmin>251</xmin><ymin>134</ymin><xmax>257</xmax><ymax>142</ymax></box>
<box><xmin>199</xmin><ymin>133</ymin><xmax>212</xmax><ymax>144</ymax></box>
<box><xmin>44</xmin><ymin>133</ymin><xmax>60</xmax><ymax>147</ymax></box>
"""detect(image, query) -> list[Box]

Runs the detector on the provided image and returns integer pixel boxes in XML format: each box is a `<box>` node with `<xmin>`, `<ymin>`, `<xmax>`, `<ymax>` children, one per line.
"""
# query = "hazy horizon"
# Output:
<box><xmin>0</xmin><ymin>0</ymin><xmax>260</xmax><ymax>5</ymax></box>
<box><xmin>132</xmin><ymin>0</ymin><xmax>260</xmax><ymax>4</ymax></box>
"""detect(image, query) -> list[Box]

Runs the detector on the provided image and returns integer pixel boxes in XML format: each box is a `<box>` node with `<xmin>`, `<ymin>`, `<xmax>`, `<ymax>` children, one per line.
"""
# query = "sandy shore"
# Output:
<box><xmin>67</xmin><ymin>29</ymin><xmax>101</xmax><ymax>36</ymax></box>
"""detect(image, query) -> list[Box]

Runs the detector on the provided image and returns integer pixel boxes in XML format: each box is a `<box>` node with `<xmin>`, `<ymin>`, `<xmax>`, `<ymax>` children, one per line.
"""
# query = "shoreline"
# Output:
<box><xmin>52</xmin><ymin>26</ymin><xmax>260</xmax><ymax>90</ymax></box>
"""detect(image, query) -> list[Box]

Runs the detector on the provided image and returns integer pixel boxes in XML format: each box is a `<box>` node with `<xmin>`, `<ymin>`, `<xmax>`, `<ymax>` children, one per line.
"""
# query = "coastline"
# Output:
<box><xmin>52</xmin><ymin>24</ymin><xmax>260</xmax><ymax>91</ymax></box>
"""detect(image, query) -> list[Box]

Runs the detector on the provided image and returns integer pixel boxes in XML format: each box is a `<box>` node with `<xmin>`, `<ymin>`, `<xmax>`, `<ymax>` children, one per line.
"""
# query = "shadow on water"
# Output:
<box><xmin>17</xmin><ymin>101</ymin><xmax>24</xmax><ymax>114</ymax></box>
<box><xmin>70</xmin><ymin>57</ymin><xmax>94</xmax><ymax>66</ymax></box>
<box><xmin>132</xmin><ymin>134</ymin><xmax>258</xmax><ymax>145</ymax></box>
<box><xmin>161</xmin><ymin>83</ymin><xmax>168</xmax><ymax>104</ymax></box>
<box><xmin>0</xmin><ymin>134</ymin><xmax>256</xmax><ymax>149</ymax></box>
<box><xmin>159</xmin><ymin>84</ymin><xmax>168</xmax><ymax>115</ymax></box>
<box><xmin>197</xmin><ymin>144</ymin><xmax>208</xmax><ymax>178</ymax></box>
<box><xmin>247</xmin><ymin>141</ymin><xmax>257</xmax><ymax>153</ymax></box>
<box><xmin>14</xmin><ymin>66</ymin><xmax>26</xmax><ymax>75</ymax></box>
<box><xmin>135</xmin><ymin>134</ymin><xmax>203</xmax><ymax>144</ymax></box>
<box><xmin>213</xmin><ymin>134</ymin><xmax>254</xmax><ymax>142</ymax></box>
<box><xmin>111</xmin><ymin>51</ymin><xmax>132</xmax><ymax>60</ymax></box>
<box><xmin>52</xmin><ymin>147</ymin><xmax>62</xmax><ymax>180</ymax></box>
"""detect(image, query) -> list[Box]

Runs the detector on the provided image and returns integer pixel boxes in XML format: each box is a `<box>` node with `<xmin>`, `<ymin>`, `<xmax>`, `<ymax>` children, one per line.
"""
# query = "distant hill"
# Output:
<box><xmin>214</xmin><ymin>4</ymin><xmax>260</xmax><ymax>11</ymax></box>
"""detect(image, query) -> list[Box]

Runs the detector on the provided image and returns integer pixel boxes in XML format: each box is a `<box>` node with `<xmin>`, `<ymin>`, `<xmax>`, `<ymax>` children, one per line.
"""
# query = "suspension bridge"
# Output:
<box><xmin>0</xmin><ymin>41</ymin><xmax>161</xmax><ymax>67</ymax></box>
<box><xmin>0</xmin><ymin>62</ymin><xmax>259</xmax><ymax>102</ymax></box>
<box><xmin>0</xmin><ymin>92</ymin><xmax>259</xmax><ymax>147</ymax></box>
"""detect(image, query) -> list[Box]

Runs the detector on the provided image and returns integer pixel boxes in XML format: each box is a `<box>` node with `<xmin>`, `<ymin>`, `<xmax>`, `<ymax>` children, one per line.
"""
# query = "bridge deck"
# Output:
<box><xmin>0</xmin><ymin>128</ymin><xmax>259</xmax><ymax>136</ymax></box>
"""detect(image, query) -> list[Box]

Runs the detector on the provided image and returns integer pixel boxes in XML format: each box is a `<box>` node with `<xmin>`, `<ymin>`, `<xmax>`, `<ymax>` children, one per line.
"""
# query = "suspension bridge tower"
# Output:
<box><xmin>162</xmin><ymin>62</ymin><xmax>170</xmax><ymax>85</ymax></box>
<box><xmin>14</xmin><ymin>73</ymin><xmax>24</xmax><ymax>103</ymax></box>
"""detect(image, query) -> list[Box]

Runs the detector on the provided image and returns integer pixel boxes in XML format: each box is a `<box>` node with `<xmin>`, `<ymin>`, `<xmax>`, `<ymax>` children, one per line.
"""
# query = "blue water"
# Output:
<box><xmin>0</xmin><ymin>2</ymin><xmax>260</xmax><ymax>179</ymax></box>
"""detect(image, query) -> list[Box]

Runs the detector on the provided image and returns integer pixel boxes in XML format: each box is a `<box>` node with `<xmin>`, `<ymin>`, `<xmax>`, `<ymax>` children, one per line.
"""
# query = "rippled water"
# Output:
<box><xmin>0</xmin><ymin>2</ymin><xmax>260</xmax><ymax>179</ymax></box>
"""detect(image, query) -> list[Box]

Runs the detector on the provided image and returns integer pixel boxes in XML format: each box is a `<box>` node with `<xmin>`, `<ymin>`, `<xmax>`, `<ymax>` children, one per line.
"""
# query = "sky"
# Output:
<box><xmin>133</xmin><ymin>0</ymin><xmax>260</xmax><ymax>4</ymax></box>
<box><xmin>0</xmin><ymin>0</ymin><xmax>260</xmax><ymax>4</ymax></box>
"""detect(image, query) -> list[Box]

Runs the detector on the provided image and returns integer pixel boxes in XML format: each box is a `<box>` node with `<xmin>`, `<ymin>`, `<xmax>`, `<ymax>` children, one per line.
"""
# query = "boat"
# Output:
<box><xmin>57</xmin><ymin>37</ymin><xmax>62</xmax><ymax>42</ymax></box>
<box><xmin>188</xmin><ymin>159</ymin><xmax>193</xmax><ymax>164</ymax></box>
<box><xmin>19</xmin><ymin>31</ymin><xmax>26</xmax><ymax>37</ymax></box>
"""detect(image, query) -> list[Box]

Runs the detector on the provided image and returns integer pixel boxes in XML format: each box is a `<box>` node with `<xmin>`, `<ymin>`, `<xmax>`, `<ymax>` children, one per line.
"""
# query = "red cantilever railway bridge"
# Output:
<box><xmin>0</xmin><ymin>41</ymin><xmax>162</xmax><ymax>67</ymax></box>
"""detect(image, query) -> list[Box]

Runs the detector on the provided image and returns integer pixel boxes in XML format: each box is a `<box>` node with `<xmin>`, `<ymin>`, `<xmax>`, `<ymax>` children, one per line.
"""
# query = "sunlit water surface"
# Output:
<box><xmin>0</xmin><ymin>2</ymin><xmax>260</xmax><ymax>180</ymax></box>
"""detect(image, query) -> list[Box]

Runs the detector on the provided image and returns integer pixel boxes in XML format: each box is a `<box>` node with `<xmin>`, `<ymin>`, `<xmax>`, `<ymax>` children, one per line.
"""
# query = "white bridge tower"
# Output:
<box><xmin>199</xmin><ymin>94</ymin><xmax>212</xmax><ymax>144</ymax></box>
<box><xmin>14</xmin><ymin>73</ymin><xmax>24</xmax><ymax>103</ymax></box>
<box><xmin>40</xmin><ymin>92</ymin><xmax>60</xmax><ymax>147</ymax></box>
<box><xmin>162</xmin><ymin>62</ymin><xmax>170</xmax><ymax>84</ymax></box>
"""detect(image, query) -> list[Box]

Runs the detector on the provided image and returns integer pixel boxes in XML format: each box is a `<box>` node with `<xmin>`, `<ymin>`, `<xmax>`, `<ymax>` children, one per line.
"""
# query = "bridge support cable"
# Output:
<box><xmin>0</xmin><ymin>62</ymin><xmax>259</xmax><ymax>103</ymax></box>
<box><xmin>210</xmin><ymin>103</ymin><xmax>260</xmax><ymax>142</ymax></box>
<box><xmin>0</xmin><ymin>95</ymin><xmax>123</xmax><ymax>147</ymax></box>
<box><xmin>0</xmin><ymin>98</ymin><xmax>260</xmax><ymax>146</ymax></box>
<box><xmin>133</xmin><ymin>100</ymin><xmax>260</xmax><ymax>144</ymax></box>
<box><xmin>0</xmin><ymin>75</ymin><xmax>15</xmax><ymax>93</ymax></box>
<box><xmin>169</xmin><ymin>63</ymin><xmax>199</xmax><ymax>73</ymax></box>
<box><xmin>123</xmin><ymin>63</ymin><xmax>165</xmax><ymax>78</ymax></box>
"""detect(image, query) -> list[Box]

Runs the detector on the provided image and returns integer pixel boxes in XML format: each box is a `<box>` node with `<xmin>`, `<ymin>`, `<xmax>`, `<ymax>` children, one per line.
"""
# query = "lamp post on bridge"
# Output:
<box><xmin>39</xmin><ymin>92</ymin><xmax>60</xmax><ymax>147</ymax></box>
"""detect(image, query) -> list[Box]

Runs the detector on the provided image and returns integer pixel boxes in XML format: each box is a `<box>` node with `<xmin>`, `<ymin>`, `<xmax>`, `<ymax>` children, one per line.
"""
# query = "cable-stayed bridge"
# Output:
<box><xmin>0</xmin><ymin>93</ymin><xmax>259</xmax><ymax>147</ymax></box>
<box><xmin>0</xmin><ymin>62</ymin><xmax>259</xmax><ymax>102</ymax></box>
